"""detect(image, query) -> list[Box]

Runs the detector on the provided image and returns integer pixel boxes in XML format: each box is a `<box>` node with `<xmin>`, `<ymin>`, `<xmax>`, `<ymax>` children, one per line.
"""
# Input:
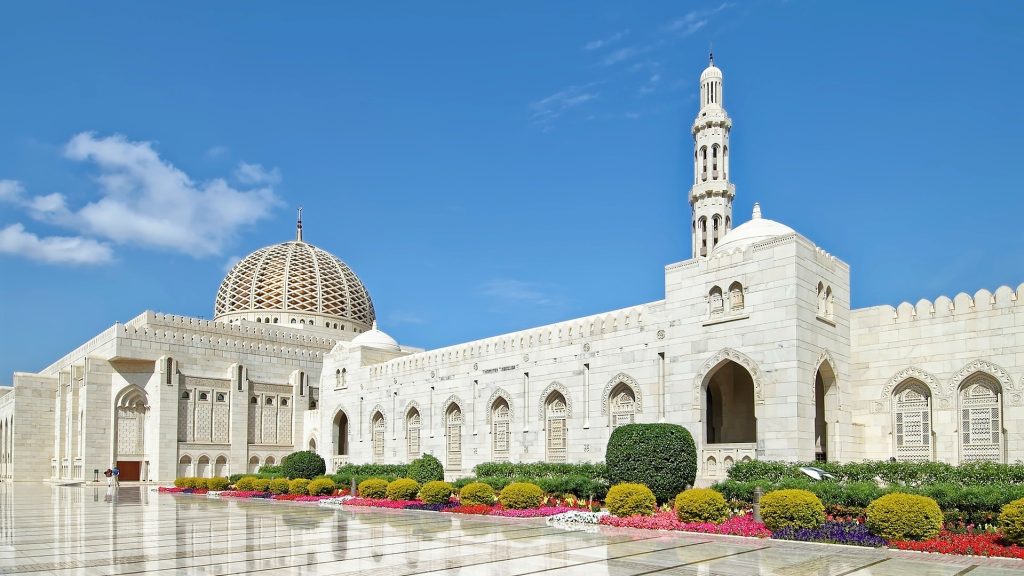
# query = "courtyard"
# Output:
<box><xmin>0</xmin><ymin>484</ymin><xmax>1021</xmax><ymax>575</ymax></box>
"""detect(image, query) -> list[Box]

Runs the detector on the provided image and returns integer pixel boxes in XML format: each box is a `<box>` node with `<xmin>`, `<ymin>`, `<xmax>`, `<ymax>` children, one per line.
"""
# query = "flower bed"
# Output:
<box><xmin>600</xmin><ymin>511</ymin><xmax>771</xmax><ymax>538</ymax></box>
<box><xmin>343</xmin><ymin>497</ymin><xmax>419</xmax><ymax>509</ymax></box>
<box><xmin>772</xmin><ymin>521</ymin><xmax>887</xmax><ymax>547</ymax></box>
<box><xmin>492</xmin><ymin>506</ymin><xmax>574</xmax><ymax>518</ymax></box>
<box><xmin>548</xmin><ymin>510</ymin><xmax>608</xmax><ymax>524</ymax></box>
<box><xmin>445</xmin><ymin>504</ymin><xmax>494</xmax><ymax>515</ymax></box>
<box><xmin>891</xmin><ymin>530</ymin><xmax>1024</xmax><ymax>559</ymax></box>
<box><xmin>220</xmin><ymin>490</ymin><xmax>272</xmax><ymax>499</ymax></box>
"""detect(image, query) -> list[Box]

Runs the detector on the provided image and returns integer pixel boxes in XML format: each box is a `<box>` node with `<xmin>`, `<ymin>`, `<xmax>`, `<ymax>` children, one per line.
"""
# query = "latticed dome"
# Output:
<box><xmin>213</xmin><ymin>237</ymin><xmax>375</xmax><ymax>331</ymax></box>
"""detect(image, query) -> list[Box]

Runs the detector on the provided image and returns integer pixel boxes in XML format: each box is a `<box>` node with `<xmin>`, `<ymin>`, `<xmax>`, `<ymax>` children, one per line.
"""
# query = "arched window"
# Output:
<box><xmin>177</xmin><ymin>455</ymin><xmax>192</xmax><ymax>478</ymax></box>
<box><xmin>181</xmin><ymin>391</ymin><xmax>190</xmax><ymax>400</ymax></box>
<box><xmin>336</xmin><ymin>368</ymin><xmax>346</xmax><ymax>389</ymax></box>
<box><xmin>491</xmin><ymin>399</ymin><xmax>511</xmax><ymax>462</ymax></box>
<box><xmin>265</xmin><ymin>397</ymin><xmax>274</xmax><ymax>406</ymax></box>
<box><xmin>265</xmin><ymin>456</ymin><xmax>275</xmax><ymax>466</ymax></box>
<box><xmin>699</xmin><ymin>217</ymin><xmax>708</xmax><ymax>256</ymax></box>
<box><xmin>817</xmin><ymin>282</ymin><xmax>826</xmax><ymax>316</ymax></box>
<box><xmin>728</xmin><ymin>282</ymin><xmax>744</xmax><ymax>312</ymax></box>
<box><xmin>959</xmin><ymin>375</ymin><xmax>1003</xmax><ymax>463</ymax></box>
<box><xmin>893</xmin><ymin>380</ymin><xmax>932</xmax><ymax>462</ymax></box>
<box><xmin>825</xmin><ymin>286</ymin><xmax>834</xmax><ymax>319</ymax></box>
<box><xmin>198</xmin><ymin>392</ymin><xmax>208</xmax><ymax>401</ymax></box>
<box><xmin>197</xmin><ymin>455</ymin><xmax>211</xmax><ymax>478</ymax></box>
<box><xmin>290</xmin><ymin>318</ymin><xmax>296</xmax><ymax>324</ymax></box>
<box><xmin>446</xmin><ymin>405</ymin><xmax>463</xmax><ymax>470</ymax></box>
<box><xmin>544</xmin><ymin>392</ymin><xmax>568</xmax><ymax>463</ymax></box>
<box><xmin>280</xmin><ymin>398</ymin><xmax>288</xmax><ymax>407</ymax></box>
<box><xmin>609</xmin><ymin>383</ymin><xmax>636</xmax><ymax>429</ymax></box>
<box><xmin>406</xmin><ymin>408</ymin><xmax>421</xmax><ymax>459</ymax></box>
<box><xmin>215</xmin><ymin>393</ymin><xmax>225</xmax><ymax>402</ymax></box>
<box><xmin>700</xmin><ymin>146</ymin><xmax>708</xmax><ymax>181</ymax></box>
<box><xmin>372</xmin><ymin>412</ymin><xmax>385</xmax><ymax>464</ymax></box>
<box><xmin>704</xmin><ymin>360</ymin><xmax>756</xmax><ymax>445</ymax></box>
<box><xmin>709</xmin><ymin>286</ymin><xmax>724</xmax><ymax>316</ymax></box>
<box><xmin>247</xmin><ymin>456</ymin><xmax>260</xmax><ymax>474</ymax></box>
<box><xmin>250</xmin><ymin>396</ymin><xmax>258</xmax><ymax>405</ymax></box>
<box><xmin>333</xmin><ymin>411</ymin><xmax>349</xmax><ymax>456</ymax></box>
<box><xmin>712</xmin><ymin>215</ymin><xmax>720</xmax><ymax>247</ymax></box>
<box><xmin>712</xmin><ymin>144</ymin><xmax>719</xmax><ymax>180</ymax></box>
<box><xmin>214</xmin><ymin>455</ymin><xmax>228</xmax><ymax>477</ymax></box>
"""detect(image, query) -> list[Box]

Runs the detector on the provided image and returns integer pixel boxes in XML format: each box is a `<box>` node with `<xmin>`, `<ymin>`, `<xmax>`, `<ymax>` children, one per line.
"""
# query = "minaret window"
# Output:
<box><xmin>729</xmin><ymin>282</ymin><xmax>744</xmax><ymax>311</ymax></box>
<box><xmin>701</xmin><ymin>147</ymin><xmax>708</xmax><ymax>181</ymax></box>
<box><xmin>712</xmin><ymin>215</ymin><xmax>721</xmax><ymax>247</ymax></box>
<box><xmin>709</xmin><ymin>286</ymin><xmax>724</xmax><ymax>316</ymax></box>
<box><xmin>712</xmin><ymin>145</ymin><xmax>719</xmax><ymax>180</ymax></box>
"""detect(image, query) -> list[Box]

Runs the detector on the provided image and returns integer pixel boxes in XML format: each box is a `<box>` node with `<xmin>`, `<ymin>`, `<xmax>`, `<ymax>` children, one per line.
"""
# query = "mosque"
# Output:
<box><xmin>1</xmin><ymin>56</ymin><xmax>1021</xmax><ymax>484</ymax></box>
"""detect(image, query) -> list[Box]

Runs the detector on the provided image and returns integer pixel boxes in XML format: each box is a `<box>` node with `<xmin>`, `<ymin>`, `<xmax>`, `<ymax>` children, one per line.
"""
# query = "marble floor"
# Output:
<box><xmin>1</xmin><ymin>485</ymin><xmax>1023</xmax><ymax>575</ymax></box>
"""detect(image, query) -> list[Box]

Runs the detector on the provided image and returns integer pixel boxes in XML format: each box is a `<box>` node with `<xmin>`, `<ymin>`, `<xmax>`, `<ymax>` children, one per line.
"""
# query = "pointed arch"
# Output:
<box><xmin>441</xmin><ymin>394</ymin><xmax>464</xmax><ymax>417</ymax></box>
<box><xmin>404</xmin><ymin>400</ymin><xmax>423</xmax><ymax>427</ymax></box>
<box><xmin>601</xmin><ymin>373</ymin><xmax>642</xmax><ymax>415</ymax></box>
<box><xmin>537</xmin><ymin>381</ymin><xmax>572</xmax><ymax>422</ymax></box>
<box><xmin>485</xmin><ymin>387</ymin><xmax>514</xmax><ymax>425</ymax></box>
<box><xmin>693</xmin><ymin>348</ymin><xmax>766</xmax><ymax>406</ymax></box>
<box><xmin>948</xmin><ymin>360</ymin><xmax>1013</xmax><ymax>397</ymax></box>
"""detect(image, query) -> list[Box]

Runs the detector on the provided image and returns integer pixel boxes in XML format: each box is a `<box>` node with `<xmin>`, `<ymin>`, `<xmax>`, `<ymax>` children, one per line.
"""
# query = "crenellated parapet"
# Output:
<box><xmin>861</xmin><ymin>284</ymin><xmax>1024</xmax><ymax>324</ymax></box>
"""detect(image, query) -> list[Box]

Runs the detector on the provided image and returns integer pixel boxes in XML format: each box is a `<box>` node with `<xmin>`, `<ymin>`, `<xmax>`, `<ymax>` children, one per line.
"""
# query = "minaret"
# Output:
<box><xmin>690</xmin><ymin>52</ymin><xmax>735</xmax><ymax>258</ymax></box>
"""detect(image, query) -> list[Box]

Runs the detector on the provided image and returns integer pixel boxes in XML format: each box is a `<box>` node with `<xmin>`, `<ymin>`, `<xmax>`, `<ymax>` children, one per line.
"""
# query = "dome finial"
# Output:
<box><xmin>296</xmin><ymin>206</ymin><xmax>304</xmax><ymax>242</ymax></box>
<box><xmin>709</xmin><ymin>42</ymin><xmax>714</xmax><ymax>66</ymax></box>
<box><xmin>752</xmin><ymin>202</ymin><xmax>762</xmax><ymax>219</ymax></box>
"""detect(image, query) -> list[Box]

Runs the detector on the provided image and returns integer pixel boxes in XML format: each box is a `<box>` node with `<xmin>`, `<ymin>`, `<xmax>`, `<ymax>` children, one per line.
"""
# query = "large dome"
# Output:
<box><xmin>213</xmin><ymin>236</ymin><xmax>375</xmax><ymax>331</ymax></box>
<box><xmin>713</xmin><ymin>203</ymin><xmax>795</xmax><ymax>254</ymax></box>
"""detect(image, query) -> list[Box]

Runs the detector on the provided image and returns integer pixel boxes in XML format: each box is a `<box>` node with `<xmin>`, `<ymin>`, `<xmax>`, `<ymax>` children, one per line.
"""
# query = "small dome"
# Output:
<box><xmin>714</xmin><ymin>203</ymin><xmax>795</xmax><ymax>253</ymax></box>
<box><xmin>700</xmin><ymin>64</ymin><xmax>722</xmax><ymax>82</ymax></box>
<box><xmin>350</xmin><ymin>321</ymin><xmax>400</xmax><ymax>351</ymax></box>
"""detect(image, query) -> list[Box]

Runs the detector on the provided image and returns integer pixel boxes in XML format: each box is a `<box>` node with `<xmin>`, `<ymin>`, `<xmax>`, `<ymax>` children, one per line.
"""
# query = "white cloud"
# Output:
<box><xmin>57</xmin><ymin>132</ymin><xmax>280</xmax><ymax>257</ymax></box>
<box><xmin>235</xmin><ymin>162</ymin><xmax>281</xmax><ymax>185</ymax></box>
<box><xmin>665</xmin><ymin>3</ymin><xmax>731</xmax><ymax>38</ymax></box>
<box><xmin>603</xmin><ymin>46</ymin><xmax>648</xmax><ymax>66</ymax></box>
<box><xmin>223</xmin><ymin>254</ymin><xmax>242</xmax><ymax>273</ymax></box>
<box><xmin>0</xmin><ymin>223</ymin><xmax>113</xmax><ymax>265</ymax></box>
<box><xmin>639</xmin><ymin>73</ymin><xmax>662</xmax><ymax>95</ymax></box>
<box><xmin>583</xmin><ymin>29</ymin><xmax>630</xmax><ymax>51</ymax></box>
<box><xmin>0</xmin><ymin>180</ymin><xmax>24</xmax><ymax>203</ymax></box>
<box><xmin>530</xmin><ymin>85</ymin><xmax>599</xmax><ymax>124</ymax></box>
<box><xmin>479</xmin><ymin>279</ymin><xmax>564</xmax><ymax>307</ymax></box>
<box><xmin>205</xmin><ymin>145</ymin><xmax>229</xmax><ymax>160</ymax></box>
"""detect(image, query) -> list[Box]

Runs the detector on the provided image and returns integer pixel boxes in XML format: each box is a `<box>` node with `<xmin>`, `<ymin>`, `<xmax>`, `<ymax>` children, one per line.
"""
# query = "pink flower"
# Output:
<box><xmin>599</xmin><ymin>512</ymin><xmax>770</xmax><ymax>538</ymax></box>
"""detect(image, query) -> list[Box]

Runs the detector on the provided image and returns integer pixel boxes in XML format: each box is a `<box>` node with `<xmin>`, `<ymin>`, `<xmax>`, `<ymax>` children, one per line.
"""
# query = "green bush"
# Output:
<box><xmin>234</xmin><ymin>476</ymin><xmax>258</xmax><ymax>491</ymax></box>
<box><xmin>259</xmin><ymin>464</ymin><xmax>282</xmax><ymax>475</ymax></box>
<box><xmin>419</xmin><ymin>481</ymin><xmax>454</xmax><ymax>505</ymax></box>
<box><xmin>288</xmin><ymin>478</ymin><xmax>311</xmax><ymax>495</ymax></box>
<box><xmin>760</xmin><ymin>489</ymin><xmax>826</xmax><ymax>531</ymax></box>
<box><xmin>386</xmin><ymin>478</ymin><xmax>422</xmax><ymax>501</ymax></box>
<box><xmin>333</xmin><ymin>463</ymin><xmax>409</xmax><ymax>483</ymax></box>
<box><xmin>605</xmin><ymin>424</ymin><xmax>696</xmax><ymax>504</ymax></box>
<box><xmin>606</xmin><ymin>483</ymin><xmax>657</xmax><ymax>517</ymax></box>
<box><xmin>358</xmin><ymin>478</ymin><xmax>389</xmax><ymax>499</ymax></box>
<box><xmin>674</xmin><ymin>488</ymin><xmax>729</xmax><ymax>524</ymax></box>
<box><xmin>269</xmin><ymin>478</ymin><xmax>291</xmax><ymax>495</ymax></box>
<box><xmin>727</xmin><ymin>459</ymin><xmax>1024</xmax><ymax>486</ymax></box>
<box><xmin>207</xmin><ymin>477</ymin><xmax>230</xmax><ymax>491</ymax></box>
<box><xmin>999</xmin><ymin>498</ymin><xmax>1024</xmax><ymax>545</ymax></box>
<box><xmin>308</xmin><ymin>478</ymin><xmax>337</xmax><ymax>496</ymax></box>
<box><xmin>866</xmin><ymin>493</ymin><xmax>943</xmax><ymax>541</ymax></box>
<box><xmin>173</xmin><ymin>477</ymin><xmax>194</xmax><ymax>488</ymax></box>
<box><xmin>281</xmin><ymin>451</ymin><xmax>326</xmax><ymax>480</ymax></box>
<box><xmin>408</xmin><ymin>454</ymin><xmax>444</xmax><ymax>485</ymax></box>
<box><xmin>459</xmin><ymin>482</ymin><xmax>496</xmax><ymax>506</ymax></box>
<box><xmin>252</xmin><ymin>478</ymin><xmax>271</xmax><ymax>492</ymax></box>
<box><xmin>452</xmin><ymin>475</ymin><xmax>608</xmax><ymax>499</ymax></box>
<box><xmin>499</xmin><ymin>482</ymin><xmax>545</xmax><ymax>510</ymax></box>
<box><xmin>474</xmin><ymin>462</ymin><xmax>608</xmax><ymax>480</ymax></box>
<box><xmin>229</xmin><ymin>473</ymin><xmax>246</xmax><ymax>485</ymax></box>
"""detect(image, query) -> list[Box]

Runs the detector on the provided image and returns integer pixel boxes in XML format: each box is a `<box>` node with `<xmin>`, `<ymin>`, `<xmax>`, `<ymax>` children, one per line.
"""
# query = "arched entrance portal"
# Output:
<box><xmin>814</xmin><ymin>361</ymin><xmax>838</xmax><ymax>461</ymax></box>
<box><xmin>333</xmin><ymin>411</ymin><xmax>349</xmax><ymax>460</ymax></box>
<box><xmin>704</xmin><ymin>361</ymin><xmax>756</xmax><ymax>444</ymax></box>
<box><xmin>114</xmin><ymin>387</ymin><xmax>148</xmax><ymax>481</ymax></box>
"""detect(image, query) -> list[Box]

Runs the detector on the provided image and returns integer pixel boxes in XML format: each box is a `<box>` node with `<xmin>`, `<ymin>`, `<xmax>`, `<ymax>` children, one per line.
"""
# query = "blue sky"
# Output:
<box><xmin>1</xmin><ymin>2</ymin><xmax>1022</xmax><ymax>382</ymax></box>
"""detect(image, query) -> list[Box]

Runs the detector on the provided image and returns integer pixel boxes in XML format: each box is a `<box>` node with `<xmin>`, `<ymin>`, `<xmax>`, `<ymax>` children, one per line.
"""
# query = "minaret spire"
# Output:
<box><xmin>689</xmin><ymin>54</ymin><xmax>735</xmax><ymax>258</ymax></box>
<box><xmin>296</xmin><ymin>206</ymin><xmax>304</xmax><ymax>242</ymax></box>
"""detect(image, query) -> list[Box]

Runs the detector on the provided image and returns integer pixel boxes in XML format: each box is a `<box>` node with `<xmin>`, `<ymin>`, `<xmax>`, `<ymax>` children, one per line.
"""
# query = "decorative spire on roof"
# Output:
<box><xmin>709</xmin><ymin>44</ymin><xmax>714</xmax><ymax>66</ymax></box>
<box><xmin>752</xmin><ymin>202</ymin><xmax>762</xmax><ymax>219</ymax></box>
<box><xmin>296</xmin><ymin>206</ymin><xmax>304</xmax><ymax>242</ymax></box>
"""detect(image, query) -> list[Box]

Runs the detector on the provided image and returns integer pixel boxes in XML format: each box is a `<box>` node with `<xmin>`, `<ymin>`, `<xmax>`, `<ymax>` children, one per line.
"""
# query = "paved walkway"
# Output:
<box><xmin>1</xmin><ymin>484</ymin><xmax>1022</xmax><ymax>575</ymax></box>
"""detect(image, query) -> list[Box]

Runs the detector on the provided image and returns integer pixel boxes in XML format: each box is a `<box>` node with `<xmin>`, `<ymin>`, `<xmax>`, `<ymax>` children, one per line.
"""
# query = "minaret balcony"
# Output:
<box><xmin>689</xmin><ymin>181</ymin><xmax>735</xmax><ymax>203</ymax></box>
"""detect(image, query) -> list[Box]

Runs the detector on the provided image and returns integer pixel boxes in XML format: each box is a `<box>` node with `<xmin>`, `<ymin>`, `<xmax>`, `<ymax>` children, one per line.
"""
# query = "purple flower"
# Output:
<box><xmin>773</xmin><ymin>521</ymin><xmax>886</xmax><ymax>547</ymax></box>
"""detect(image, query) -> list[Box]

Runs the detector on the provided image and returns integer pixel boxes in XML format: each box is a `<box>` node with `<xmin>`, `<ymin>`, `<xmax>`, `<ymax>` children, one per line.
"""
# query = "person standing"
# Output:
<box><xmin>112</xmin><ymin>465</ymin><xmax>120</xmax><ymax>487</ymax></box>
<box><xmin>104</xmin><ymin>468</ymin><xmax>113</xmax><ymax>487</ymax></box>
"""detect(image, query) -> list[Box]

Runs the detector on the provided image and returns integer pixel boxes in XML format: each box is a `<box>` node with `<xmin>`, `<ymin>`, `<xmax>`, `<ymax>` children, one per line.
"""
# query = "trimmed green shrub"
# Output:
<box><xmin>229</xmin><ymin>473</ymin><xmax>246</xmax><ymax>484</ymax></box>
<box><xmin>866</xmin><ymin>493</ymin><xmax>943</xmax><ymax>541</ymax></box>
<box><xmin>259</xmin><ymin>464</ymin><xmax>283</xmax><ymax>475</ymax></box>
<box><xmin>459</xmin><ymin>482</ymin><xmax>496</xmax><ymax>506</ymax></box>
<box><xmin>269</xmin><ymin>478</ymin><xmax>291</xmax><ymax>495</ymax></box>
<box><xmin>234</xmin><ymin>476</ymin><xmax>258</xmax><ymax>491</ymax></box>
<box><xmin>727</xmin><ymin>459</ymin><xmax>1024</xmax><ymax>486</ymax></box>
<box><xmin>474</xmin><ymin>462</ymin><xmax>608</xmax><ymax>480</ymax></box>
<box><xmin>308</xmin><ymin>478</ymin><xmax>337</xmax><ymax>496</ymax></box>
<box><xmin>605</xmin><ymin>423</ymin><xmax>696</xmax><ymax>504</ymax></box>
<box><xmin>173</xmin><ymin>477</ymin><xmax>194</xmax><ymax>488</ymax></box>
<box><xmin>252</xmin><ymin>478</ymin><xmax>271</xmax><ymax>492</ymax></box>
<box><xmin>760</xmin><ymin>489</ymin><xmax>826</xmax><ymax>531</ymax></box>
<box><xmin>999</xmin><ymin>498</ymin><xmax>1024</xmax><ymax>545</ymax></box>
<box><xmin>281</xmin><ymin>451</ymin><xmax>326</xmax><ymax>480</ymax></box>
<box><xmin>358</xmin><ymin>478</ymin><xmax>389</xmax><ymax>499</ymax></box>
<box><xmin>451</xmin><ymin>475</ymin><xmax>608</xmax><ymax>499</ymax></box>
<box><xmin>333</xmin><ymin>463</ymin><xmax>409</xmax><ymax>483</ymax></box>
<box><xmin>408</xmin><ymin>454</ymin><xmax>444</xmax><ymax>485</ymax></box>
<box><xmin>288</xmin><ymin>478</ymin><xmax>311</xmax><ymax>495</ymax></box>
<box><xmin>207</xmin><ymin>477</ymin><xmax>230</xmax><ymax>491</ymax></box>
<box><xmin>606</xmin><ymin>483</ymin><xmax>657</xmax><ymax>517</ymax></box>
<box><xmin>499</xmin><ymin>482</ymin><xmax>545</xmax><ymax>510</ymax></box>
<box><xmin>386</xmin><ymin>478</ymin><xmax>422</xmax><ymax>501</ymax></box>
<box><xmin>674</xmin><ymin>488</ymin><xmax>729</xmax><ymax>524</ymax></box>
<box><xmin>419</xmin><ymin>481</ymin><xmax>454</xmax><ymax>505</ymax></box>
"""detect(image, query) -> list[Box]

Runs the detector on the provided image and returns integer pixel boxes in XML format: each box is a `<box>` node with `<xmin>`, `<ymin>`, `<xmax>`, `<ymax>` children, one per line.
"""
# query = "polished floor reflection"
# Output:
<box><xmin>1</xmin><ymin>484</ymin><xmax>1023</xmax><ymax>575</ymax></box>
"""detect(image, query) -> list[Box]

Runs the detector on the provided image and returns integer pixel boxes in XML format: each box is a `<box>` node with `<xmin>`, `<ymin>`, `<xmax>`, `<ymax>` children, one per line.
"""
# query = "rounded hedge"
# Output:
<box><xmin>387</xmin><ymin>478</ymin><xmax>422</xmax><ymax>501</ymax></box>
<box><xmin>499</xmin><ymin>482</ymin><xmax>545</xmax><ymax>509</ymax></box>
<box><xmin>207</xmin><ymin>477</ymin><xmax>230</xmax><ymax>491</ymax></box>
<box><xmin>358</xmin><ymin>478</ymin><xmax>389</xmax><ymax>499</ymax></box>
<box><xmin>281</xmin><ymin>450</ymin><xmax>326</xmax><ymax>480</ymax></box>
<box><xmin>605</xmin><ymin>423</ymin><xmax>696</xmax><ymax>504</ymax></box>
<box><xmin>408</xmin><ymin>454</ymin><xmax>444</xmax><ymax>485</ymax></box>
<box><xmin>173</xmin><ymin>477</ymin><xmax>196</xmax><ymax>488</ymax></box>
<box><xmin>459</xmin><ymin>482</ymin><xmax>497</xmax><ymax>506</ymax></box>
<box><xmin>288</xmin><ymin>478</ymin><xmax>311</xmax><ymax>495</ymax></box>
<box><xmin>760</xmin><ymin>489</ymin><xmax>826</xmax><ymax>531</ymax></box>
<box><xmin>999</xmin><ymin>497</ymin><xmax>1024</xmax><ymax>545</ymax></box>
<box><xmin>674</xmin><ymin>488</ymin><xmax>729</xmax><ymax>524</ymax></box>
<box><xmin>419</xmin><ymin>481</ymin><xmax>454</xmax><ymax>505</ymax></box>
<box><xmin>606</xmin><ymin>483</ymin><xmax>657</xmax><ymax>517</ymax></box>
<box><xmin>268</xmin><ymin>478</ymin><xmax>291</xmax><ymax>495</ymax></box>
<box><xmin>308</xmin><ymin>478</ymin><xmax>337</xmax><ymax>496</ymax></box>
<box><xmin>866</xmin><ymin>493</ymin><xmax>943</xmax><ymax>541</ymax></box>
<box><xmin>252</xmin><ymin>478</ymin><xmax>271</xmax><ymax>492</ymax></box>
<box><xmin>234</xmin><ymin>476</ymin><xmax>258</xmax><ymax>491</ymax></box>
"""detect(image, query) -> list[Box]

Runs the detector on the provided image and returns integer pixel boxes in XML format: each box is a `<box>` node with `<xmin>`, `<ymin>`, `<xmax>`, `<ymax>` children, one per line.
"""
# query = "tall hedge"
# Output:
<box><xmin>726</xmin><ymin>459</ymin><xmax>1024</xmax><ymax>486</ymax></box>
<box><xmin>605</xmin><ymin>423</ymin><xmax>696</xmax><ymax>504</ymax></box>
<box><xmin>408</xmin><ymin>454</ymin><xmax>444</xmax><ymax>485</ymax></box>
<box><xmin>280</xmin><ymin>450</ymin><xmax>326</xmax><ymax>480</ymax></box>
